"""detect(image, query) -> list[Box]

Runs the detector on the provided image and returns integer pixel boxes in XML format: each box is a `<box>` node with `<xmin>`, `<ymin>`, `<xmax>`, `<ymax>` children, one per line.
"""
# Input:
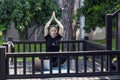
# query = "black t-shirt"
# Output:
<box><xmin>45</xmin><ymin>34</ymin><xmax>62</xmax><ymax>52</ymax></box>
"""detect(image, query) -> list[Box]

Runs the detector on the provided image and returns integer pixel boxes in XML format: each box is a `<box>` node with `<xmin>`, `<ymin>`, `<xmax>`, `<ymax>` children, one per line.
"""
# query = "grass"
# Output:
<box><xmin>94</xmin><ymin>39</ymin><xmax>106</xmax><ymax>45</ymax></box>
<box><xmin>0</xmin><ymin>40</ymin><xmax>3</xmax><ymax>46</ymax></box>
<box><xmin>94</xmin><ymin>39</ymin><xmax>116</xmax><ymax>50</ymax></box>
<box><xmin>0</xmin><ymin>31</ymin><xmax>2</xmax><ymax>46</ymax></box>
<box><xmin>14</xmin><ymin>43</ymin><xmax>46</xmax><ymax>52</ymax></box>
<box><xmin>17</xmin><ymin>57</ymin><xmax>39</xmax><ymax>62</ymax></box>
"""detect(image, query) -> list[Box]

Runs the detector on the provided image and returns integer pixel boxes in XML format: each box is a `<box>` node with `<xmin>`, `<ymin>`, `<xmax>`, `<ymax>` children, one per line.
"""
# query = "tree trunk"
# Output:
<box><xmin>62</xmin><ymin>0</ymin><xmax>74</xmax><ymax>40</ymax></box>
<box><xmin>62</xmin><ymin>0</ymin><xmax>75</xmax><ymax>51</ymax></box>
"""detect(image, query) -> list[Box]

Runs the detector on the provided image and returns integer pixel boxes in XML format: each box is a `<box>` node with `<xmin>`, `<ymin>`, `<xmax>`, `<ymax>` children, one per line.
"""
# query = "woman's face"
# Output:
<box><xmin>50</xmin><ymin>27</ymin><xmax>57</xmax><ymax>38</ymax></box>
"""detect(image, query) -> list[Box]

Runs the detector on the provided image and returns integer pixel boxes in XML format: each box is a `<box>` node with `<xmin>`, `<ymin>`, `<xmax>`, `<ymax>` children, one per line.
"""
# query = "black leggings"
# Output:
<box><xmin>46</xmin><ymin>50</ymin><xmax>66</xmax><ymax>67</ymax></box>
<box><xmin>52</xmin><ymin>57</ymin><xmax>66</xmax><ymax>67</ymax></box>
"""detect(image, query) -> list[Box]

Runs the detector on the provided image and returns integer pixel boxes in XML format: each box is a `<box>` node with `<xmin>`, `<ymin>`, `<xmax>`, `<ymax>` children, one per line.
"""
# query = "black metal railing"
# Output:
<box><xmin>11</xmin><ymin>40</ymin><xmax>85</xmax><ymax>52</ymax></box>
<box><xmin>106</xmin><ymin>9</ymin><xmax>120</xmax><ymax>50</ymax></box>
<box><xmin>6</xmin><ymin>36</ymin><xmax>106</xmax><ymax>52</ymax></box>
<box><xmin>1</xmin><ymin>46</ymin><xmax>120</xmax><ymax>79</ymax></box>
<box><xmin>0</xmin><ymin>37</ymin><xmax>112</xmax><ymax>80</ymax></box>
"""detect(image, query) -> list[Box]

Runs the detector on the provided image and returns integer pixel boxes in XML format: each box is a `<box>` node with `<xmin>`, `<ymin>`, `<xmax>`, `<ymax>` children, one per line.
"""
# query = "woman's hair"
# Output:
<box><xmin>48</xmin><ymin>25</ymin><xmax>59</xmax><ymax>34</ymax></box>
<box><xmin>49</xmin><ymin>25</ymin><xmax>58</xmax><ymax>30</ymax></box>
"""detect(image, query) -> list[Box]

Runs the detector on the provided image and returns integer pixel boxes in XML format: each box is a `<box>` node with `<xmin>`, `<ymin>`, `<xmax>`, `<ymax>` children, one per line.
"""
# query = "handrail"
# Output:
<box><xmin>112</xmin><ymin>8</ymin><xmax>120</xmax><ymax>18</ymax></box>
<box><xmin>85</xmin><ymin>40</ymin><xmax>106</xmax><ymax>50</ymax></box>
<box><xmin>6</xmin><ymin>50</ymin><xmax>120</xmax><ymax>55</ymax></box>
<box><xmin>106</xmin><ymin>8</ymin><xmax>120</xmax><ymax>18</ymax></box>
<box><xmin>106</xmin><ymin>8</ymin><xmax>120</xmax><ymax>50</ymax></box>
<box><xmin>12</xmin><ymin>40</ymin><xmax>85</xmax><ymax>43</ymax></box>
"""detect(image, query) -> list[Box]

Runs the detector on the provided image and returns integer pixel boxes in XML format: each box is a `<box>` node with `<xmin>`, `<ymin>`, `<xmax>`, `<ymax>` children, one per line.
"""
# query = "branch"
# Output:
<box><xmin>27</xmin><ymin>25</ymin><xmax>39</xmax><ymax>40</ymax></box>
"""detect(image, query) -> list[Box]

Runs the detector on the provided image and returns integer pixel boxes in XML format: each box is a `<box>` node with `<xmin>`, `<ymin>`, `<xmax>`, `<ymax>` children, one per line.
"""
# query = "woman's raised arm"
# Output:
<box><xmin>44</xmin><ymin>13</ymin><xmax>53</xmax><ymax>36</ymax></box>
<box><xmin>53</xmin><ymin>12</ymin><xmax>64</xmax><ymax>36</ymax></box>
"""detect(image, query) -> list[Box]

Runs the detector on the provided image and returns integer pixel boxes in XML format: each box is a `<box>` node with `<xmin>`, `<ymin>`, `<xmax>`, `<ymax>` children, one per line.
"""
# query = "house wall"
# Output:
<box><xmin>76</xmin><ymin>27</ymin><xmax>106</xmax><ymax>40</ymax></box>
<box><xmin>5</xmin><ymin>23</ymin><xmax>19</xmax><ymax>41</ymax></box>
<box><xmin>88</xmin><ymin>27</ymin><xmax>106</xmax><ymax>40</ymax></box>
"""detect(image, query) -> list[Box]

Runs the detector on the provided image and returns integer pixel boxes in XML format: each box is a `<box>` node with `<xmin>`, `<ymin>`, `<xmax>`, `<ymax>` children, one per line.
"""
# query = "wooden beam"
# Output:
<box><xmin>106</xmin><ymin>14</ymin><xmax>112</xmax><ymax>50</ymax></box>
<box><xmin>117</xmin><ymin>13</ymin><xmax>120</xmax><ymax>50</ymax></box>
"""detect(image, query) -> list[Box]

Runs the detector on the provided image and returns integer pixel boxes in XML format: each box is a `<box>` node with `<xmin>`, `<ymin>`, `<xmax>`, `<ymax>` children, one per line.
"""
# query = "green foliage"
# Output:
<box><xmin>78</xmin><ymin>0</ymin><xmax>120</xmax><ymax>33</ymax></box>
<box><xmin>0</xmin><ymin>25</ymin><xmax>6</xmax><ymax>31</ymax></box>
<box><xmin>0</xmin><ymin>0</ymin><xmax>59</xmax><ymax>39</ymax></box>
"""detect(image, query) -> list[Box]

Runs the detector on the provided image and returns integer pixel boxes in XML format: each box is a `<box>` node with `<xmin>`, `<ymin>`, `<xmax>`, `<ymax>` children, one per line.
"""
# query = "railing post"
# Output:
<box><xmin>7</xmin><ymin>36</ymin><xmax>14</xmax><ymax>52</ymax></box>
<box><xmin>117</xmin><ymin>13</ymin><xmax>120</xmax><ymax>50</ymax></box>
<box><xmin>117</xmin><ymin>51</ymin><xmax>120</xmax><ymax>75</ymax></box>
<box><xmin>106</xmin><ymin>14</ymin><xmax>112</xmax><ymax>50</ymax></box>
<box><xmin>83</xmin><ymin>36</ymin><xmax>89</xmax><ymax>51</ymax></box>
<box><xmin>0</xmin><ymin>46</ymin><xmax>6</xmax><ymax>80</ymax></box>
<box><xmin>2</xmin><ymin>43</ymin><xmax>8</xmax><ymax>52</ymax></box>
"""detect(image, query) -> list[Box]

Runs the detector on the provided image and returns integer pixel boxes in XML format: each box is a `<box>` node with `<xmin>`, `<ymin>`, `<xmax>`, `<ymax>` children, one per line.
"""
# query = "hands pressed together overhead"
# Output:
<box><xmin>44</xmin><ymin>11</ymin><xmax>64</xmax><ymax>36</ymax></box>
<box><xmin>51</xmin><ymin>11</ymin><xmax>57</xmax><ymax>21</ymax></box>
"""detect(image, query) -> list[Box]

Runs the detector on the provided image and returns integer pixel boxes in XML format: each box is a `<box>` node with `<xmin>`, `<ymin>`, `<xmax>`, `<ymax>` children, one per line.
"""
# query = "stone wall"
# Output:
<box><xmin>5</xmin><ymin>23</ymin><xmax>45</xmax><ymax>41</ymax></box>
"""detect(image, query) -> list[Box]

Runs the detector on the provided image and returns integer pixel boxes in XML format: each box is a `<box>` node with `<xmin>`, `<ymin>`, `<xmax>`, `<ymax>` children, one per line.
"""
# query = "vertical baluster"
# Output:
<box><xmin>18</xmin><ymin>43</ymin><xmax>20</xmax><ymax>52</ymax></box>
<box><xmin>106</xmin><ymin>55</ymin><xmax>109</xmax><ymax>71</ymax></box>
<box><xmin>101</xmin><ymin>55</ymin><xmax>103</xmax><ymax>72</ymax></box>
<box><xmin>44</xmin><ymin>42</ymin><xmax>46</xmax><ymax>51</ymax></box>
<box><xmin>50</xmin><ymin>57</ymin><xmax>52</xmax><ymax>74</ymax></box>
<box><xmin>83</xmin><ymin>41</ymin><xmax>87</xmax><ymax>51</ymax></box>
<box><xmin>14</xmin><ymin>57</ymin><xmax>17</xmax><ymax>75</ymax></box>
<box><xmin>92</xmin><ymin>55</ymin><xmax>95</xmax><ymax>72</ymax></box>
<box><xmin>6</xmin><ymin>56</ymin><xmax>9</xmax><ymax>75</ymax></box>
<box><xmin>34</xmin><ymin>43</ymin><xmax>36</xmax><ymax>52</ymax></box>
<box><xmin>67</xmin><ymin>43</ymin><xmax>69</xmax><ymax>51</ymax></box>
<box><xmin>0</xmin><ymin>46</ymin><xmax>6</xmax><ymax>80</ymax></box>
<box><xmin>29</xmin><ymin>44</ymin><xmax>31</xmax><ymax>52</ymax></box>
<box><xmin>23</xmin><ymin>56</ymin><xmax>26</xmax><ymax>75</ymax></box>
<box><xmin>75</xmin><ymin>56</ymin><xmax>78</xmax><ymax>73</ymax></box>
<box><xmin>117</xmin><ymin>52</ymin><xmax>120</xmax><ymax>73</ymax></box>
<box><xmin>107</xmin><ymin>55</ymin><xmax>112</xmax><ymax>72</ymax></box>
<box><xmin>84</xmin><ymin>56</ymin><xmax>87</xmax><ymax>73</ymax></box>
<box><xmin>109</xmin><ymin>54</ymin><xmax>112</xmax><ymax>72</ymax></box>
<box><xmin>67</xmin><ymin>56</ymin><xmax>70</xmax><ymax>73</ymax></box>
<box><xmin>41</xmin><ymin>57</ymin><xmax>44</xmax><ymax>74</ymax></box>
<box><xmin>58</xmin><ymin>56</ymin><xmax>61</xmax><ymax>74</ymax></box>
<box><xmin>32</xmin><ymin>57</ymin><xmax>35</xmax><ymax>74</ymax></box>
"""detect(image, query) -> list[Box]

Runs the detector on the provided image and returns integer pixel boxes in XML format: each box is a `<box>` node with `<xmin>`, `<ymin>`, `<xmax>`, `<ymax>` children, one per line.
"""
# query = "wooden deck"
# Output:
<box><xmin>6</xmin><ymin>75</ymin><xmax>120</xmax><ymax>80</ymax></box>
<box><xmin>7</xmin><ymin>59</ymin><xmax>120</xmax><ymax>80</ymax></box>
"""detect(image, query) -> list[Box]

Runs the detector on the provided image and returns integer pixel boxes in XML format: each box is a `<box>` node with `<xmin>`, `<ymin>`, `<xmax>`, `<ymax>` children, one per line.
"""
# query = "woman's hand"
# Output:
<box><xmin>53</xmin><ymin>11</ymin><xmax>56</xmax><ymax>19</ymax></box>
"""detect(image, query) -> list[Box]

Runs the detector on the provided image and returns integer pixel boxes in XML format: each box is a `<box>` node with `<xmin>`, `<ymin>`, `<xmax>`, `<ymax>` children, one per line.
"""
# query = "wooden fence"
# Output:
<box><xmin>1</xmin><ymin>39</ymin><xmax>120</xmax><ymax>80</ymax></box>
<box><xmin>0</xmin><ymin>46</ymin><xmax>120</xmax><ymax>79</ymax></box>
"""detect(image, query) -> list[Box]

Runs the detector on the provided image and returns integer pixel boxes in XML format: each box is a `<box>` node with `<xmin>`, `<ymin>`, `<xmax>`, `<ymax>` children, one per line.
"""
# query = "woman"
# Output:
<box><xmin>44</xmin><ymin>11</ymin><xmax>64</xmax><ymax>67</ymax></box>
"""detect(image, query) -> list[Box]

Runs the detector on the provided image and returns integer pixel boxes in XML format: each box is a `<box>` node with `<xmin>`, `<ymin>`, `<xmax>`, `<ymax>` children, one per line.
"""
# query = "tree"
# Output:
<box><xmin>62</xmin><ymin>0</ymin><xmax>74</xmax><ymax>40</ymax></box>
<box><xmin>78</xmin><ymin>0</ymin><xmax>120</xmax><ymax>33</ymax></box>
<box><xmin>0</xmin><ymin>0</ymin><xmax>60</xmax><ymax>40</ymax></box>
<box><xmin>62</xmin><ymin>0</ymin><xmax>77</xmax><ymax>51</ymax></box>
